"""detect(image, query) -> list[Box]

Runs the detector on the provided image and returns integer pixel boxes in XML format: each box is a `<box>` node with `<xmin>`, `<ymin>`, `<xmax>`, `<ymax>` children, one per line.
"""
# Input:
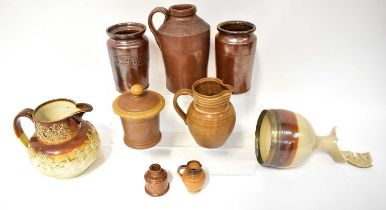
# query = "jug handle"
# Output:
<box><xmin>13</xmin><ymin>108</ymin><xmax>34</xmax><ymax>148</ymax></box>
<box><xmin>173</xmin><ymin>89</ymin><xmax>193</xmax><ymax>124</ymax></box>
<box><xmin>148</xmin><ymin>7</ymin><xmax>169</xmax><ymax>48</ymax></box>
<box><xmin>177</xmin><ymin>165</ymin><xmax>187</xmax><ymax>177</ymax></box>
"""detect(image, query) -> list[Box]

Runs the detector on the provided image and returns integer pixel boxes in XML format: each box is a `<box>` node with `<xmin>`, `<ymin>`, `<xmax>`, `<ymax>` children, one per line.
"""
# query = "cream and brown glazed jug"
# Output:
<box><xmin>173</xmin><ymin>77</ymin><xmax>236</xmax><ymax>148</ymax></box>
<box><xmin>13</xmin><ymin>99</ymin><xmax>100</xmax><ymax>178</ymax></box>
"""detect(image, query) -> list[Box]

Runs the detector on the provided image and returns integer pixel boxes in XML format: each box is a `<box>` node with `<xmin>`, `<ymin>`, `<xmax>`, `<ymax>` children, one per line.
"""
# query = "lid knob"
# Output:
<box><xmin>131</xmin><ymin>84</ymin><xmax>144</xmax><ymax>96</ymax></box>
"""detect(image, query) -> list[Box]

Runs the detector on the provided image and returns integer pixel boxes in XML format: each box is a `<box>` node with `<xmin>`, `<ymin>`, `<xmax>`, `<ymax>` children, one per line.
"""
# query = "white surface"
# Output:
<box><xmin>0</xmin><ymin>0</ymin><xmax>385</xmax><ymax>209</ymax></box>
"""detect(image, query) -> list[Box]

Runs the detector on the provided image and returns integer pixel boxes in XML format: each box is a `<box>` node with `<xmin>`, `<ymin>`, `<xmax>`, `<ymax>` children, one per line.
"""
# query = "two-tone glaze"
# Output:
<box><xmin>255</xmin><ymin>109</ymin><xmax>372</xmax><ymax>168</ymax></box>
<box><xmin>13</xmin><ymin>99</ymin><xmax>100</xmax><ymax>178</ymax></box>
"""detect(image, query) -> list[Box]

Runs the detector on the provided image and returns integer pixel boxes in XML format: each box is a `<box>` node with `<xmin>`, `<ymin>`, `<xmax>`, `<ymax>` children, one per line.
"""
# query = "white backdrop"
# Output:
<box><xmin>0</xmin><ymin>0</ymin><xmax>385</xmax><ymax>209</ymax></box>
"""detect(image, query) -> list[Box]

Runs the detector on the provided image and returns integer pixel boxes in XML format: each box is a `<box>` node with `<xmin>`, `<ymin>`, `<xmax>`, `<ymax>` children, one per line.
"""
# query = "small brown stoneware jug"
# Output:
<box><xmin>178</xmin><ymin>160</ymin><xmax>206</xmax><ymax>192</ymax></box>
<box><xmin>173</xmin><ymin>77</ymin><xmax>236</xmax><ymax>148</ymax></box>
<box><xmin>148</xmin><ymin>4</ymin><xmax>210</xmax><ymax>93</ymax></box>
<box><xmin>107</xmin><ymin>22</ymin><xmax>149</xmax><ymax>92</ymax></box>
<box><xmin>113</xmin><ymin>84</ymin><xmax>165</xmax><ymax>149</ymax></box>
<box><xmin>255</xmin><ymin>109</ymin><xmax>373</xmax><ymax>168</ymax></box>
<box><xmin>144</xmin><ymin>163</ymin><xmax>169</xmax><ymax>197</ymax></box>
<box><xmin>216</xmin><ymin>20</ymin><xmax>257</xmax><ymax>94</ymax></box>
<box><xmin>13</xmin><ymin>99</ymin><xmax>100</xmax><ymax>178</ymax></box>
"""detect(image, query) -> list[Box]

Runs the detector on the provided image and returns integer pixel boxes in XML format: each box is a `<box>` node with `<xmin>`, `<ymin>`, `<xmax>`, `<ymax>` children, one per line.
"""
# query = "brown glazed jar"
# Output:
<box><xmin>112</xmin><ymin>84</ymin><xmax>165</xmax><ymax>149</ymax></box>
<box><xmin>177</xmin><ymin>160</ymin><xmax>206</xmax><ymax>192</ymax></box>
<box><xmin>107</xmin><ymin>22</ymin><xmax>149</xmax><ymax>92</ymax></box>
<box><xmin>148</xmin><ymin>4</ymin><xmax>210</xmax><ymax>93</ymax></box>
<box><xmin>216</xmin><ymin>21</ymin><xmax>257</xmax><ymax>94</ymax></box>
<box><xmin>144</xmin><ymin>164</ymin><xmax>169</xmax><ymax>197</ymax></box>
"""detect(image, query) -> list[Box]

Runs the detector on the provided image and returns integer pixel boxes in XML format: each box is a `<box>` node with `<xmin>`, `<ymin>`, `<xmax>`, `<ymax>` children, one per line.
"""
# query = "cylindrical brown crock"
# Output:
<box><xmin>215</xmin><ymin>21</ymin><xmax>257</xmax><ymax>94</ymax></box>
<box><xmin>107</xmin><ymin>22</ymin><xmax>149</xmax><ymax>92</ymax></box>
<box><xmin>144</xmin><ymin>164</ymin><xmax>169</xmax><ymax>196</ymax></box>
<box><xmin>112</xmin><ymin>84</ymin><xmax>165</xmax><ymax>149</ymax></box>
<box><xmin>148</xmin><ymin>4</ymin><xmax>210</xmax><ymax>93</ymax></box>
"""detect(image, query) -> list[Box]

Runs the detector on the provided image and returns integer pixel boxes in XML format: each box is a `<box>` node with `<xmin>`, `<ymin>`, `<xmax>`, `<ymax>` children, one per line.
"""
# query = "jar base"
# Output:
<box><xmin>123</xmin><ymin>132</ymin><xmax>161</xmax><ymax>149</ymax></box>
<box><xmin>145</xmin><ymin>183</ymin><xmax>169</xmax><ymax>197</ymax></box>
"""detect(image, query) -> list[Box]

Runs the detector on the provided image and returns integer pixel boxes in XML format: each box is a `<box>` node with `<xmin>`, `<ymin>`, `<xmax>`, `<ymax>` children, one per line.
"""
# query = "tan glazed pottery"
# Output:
<box><xmin>113</xmin><ymin>84</ymin><xmax>165</xmax><ymax>149</ymax></box>
<box><xmin>144</xmin><ymin>163</ymin><xmax>169</xmax><ymax>197</ymax></box>
<box><xmin>178</xmin><ymin>160</ymin><xmax>206</xmax><ymax>192</ymax></box>
<box><xmin>173</xmin><ymin>77</ymin><xmax>236</xmax><ymax>148</ymax></box>
<box><xmin>215</xmin><ymin>20</ymin><xmax>257</xmax><ymax>94</ymax></box>
<box><xmin>255</xmin><ymin>109</ymin><xmax>373</xmax><ymax>168</ymax></box>
<box><xmin>148</xmin><ymin>4</ymin><xmax>210</xmax><ymax>93</ymax></box>
<box><xmin>13</xmin><ymin>99</ymin><xmax>100</xmax><ymax>178</ymax></box>
<box><xmin>107</xmin><ymin>22</ymin><xmax>149</xmax><ymax>92</ymax></box>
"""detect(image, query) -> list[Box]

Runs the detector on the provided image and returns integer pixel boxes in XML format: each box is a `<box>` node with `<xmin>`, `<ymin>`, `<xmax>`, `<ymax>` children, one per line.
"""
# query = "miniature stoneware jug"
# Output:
<box><xmin>173</xmin><ymin>77</ymin><xmax>236</xmax><ymax>148</ymax></box>
<box><xmin>148</xmin><ymin>4</ymin><xmax>210</xmax><ymax>93</ymax></box>
<box><xmin>13</xmin><ymin>99</ymin><xmax>100</xmax><ymax>178</ymax></box>
<box><xmin>177</xmin><ymin>160</ymin><xmax>206</xmax><ymax>192</ymax></box>
<box><xmin>144</xmin><ymin>164</ymin><xmax>169</xmax><ymax>197</ymax></box>
<box><xmin>255</xmin><ymin>109</ymin><xmax>372</xmax><ymax>168</ymax></box>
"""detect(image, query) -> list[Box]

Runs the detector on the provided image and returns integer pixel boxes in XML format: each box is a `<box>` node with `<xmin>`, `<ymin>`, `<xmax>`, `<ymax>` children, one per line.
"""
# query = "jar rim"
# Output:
<box><xmin>217</xmin><ymin>20</ymin><xmax>256</xmax><ymax>35</ymax></box>
<box><xmin>106</xmin><ymin>22</ymin><xmax>146</xmax><ymax>40</ymax></box>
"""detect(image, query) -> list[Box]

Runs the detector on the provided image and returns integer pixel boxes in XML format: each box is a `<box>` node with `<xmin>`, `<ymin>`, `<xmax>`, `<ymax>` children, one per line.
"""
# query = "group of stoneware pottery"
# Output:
<box><xmin>144</xmin><ymin>160</ymin><xmax>206</xmax><ymax>197</ymax></box>
<box><xmin>13</xmin><ymin>3</ymin><xmax>371</xmax><ymax>190</ymax></box>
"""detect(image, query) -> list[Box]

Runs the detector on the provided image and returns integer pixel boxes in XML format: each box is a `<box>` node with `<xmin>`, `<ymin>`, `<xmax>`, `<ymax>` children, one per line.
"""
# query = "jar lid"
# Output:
<box><xmin>113</xmin><ymin>84</ymin><xmax>165</xmax><ymax>120</ymax></box>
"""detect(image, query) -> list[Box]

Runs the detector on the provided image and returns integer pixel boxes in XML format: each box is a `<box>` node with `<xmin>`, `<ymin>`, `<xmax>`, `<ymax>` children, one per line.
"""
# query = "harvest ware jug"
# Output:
<box><xmin>216</xmin><ymin>20</ymin><xmax>257</xmax><ymax>94</ymax></box>
<box><xmin>255</xmin><ymin>109</ymin><xmax>372</xmax><ymax>168</ymax></box>
<box><xmin>13</xmin><ymin>99</ymin><xmax>100</xmax><ymax>178</ymax></box>
<box><xmin>177</xmin><ymin>160</ymin><xmax>206</xmax><ymax>192</ymax></box>
<box><xmin>107</xmin><ymin>22</ymin><xmax>149</xmax><ymax>92</ymax></box>
<box><xmin>113</xmin><ymin>84</ymin><xmax>165</xmax><ymax>149</ymax></box>
<box><xmin>173</xmin><ymin>77</ymin><xmax>236</xmax><ymax>148</ymax></box>
<box><xmin>148</xmin><ymin>4</ymin><xmax>210</xmax><ymax>93</ymax></box>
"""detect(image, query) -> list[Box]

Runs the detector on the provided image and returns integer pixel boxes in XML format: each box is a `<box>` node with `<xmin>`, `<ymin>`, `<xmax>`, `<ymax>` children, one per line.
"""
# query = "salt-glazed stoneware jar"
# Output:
<box><xmin>113</xmin><ymin>84</ymin><xmax>165</xmax><ymax>149</ymax></box>
<box><xmin>173</xmin><ymin>77</ymin><xmax>236</xmax><ymax>148</ymax></box>
<box><xmin>106</xmin><ymin>22</ymin><xmax>149</xmax><ymax>92</ymax></box>
<box><xmin>13</xmin><ymin>99</ymin><xmax>100</xmax><ymax>178</ymax></box>
<box><xmin>144</xmin><ymin>164</ymin><xmax>169</xmax><ymax>197</ymax></box>
<box><xmin>177</xmin><ymin>160</ymin><xmax>206</xmax><ymax>192</ymax></box>
<box><xmin>215</xmin><ymin>20</ymin><xmax>257</xmax><ymax>94</ymax></box>
<box><xmin>148</xmin><ymin>4</ymin><xmax>210</xmax><ymax>93</ymax></box>
<box><xmin>255</xmin><ymin>109</ymin><xmax>372</xmax><ymax>168</ymax></box>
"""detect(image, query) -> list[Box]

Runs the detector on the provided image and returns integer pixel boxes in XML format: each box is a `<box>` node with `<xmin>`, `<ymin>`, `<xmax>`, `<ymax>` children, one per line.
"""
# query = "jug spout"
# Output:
<box><xmin>71</xmin><ymin>103</ymin><xmax>93</xmax><ymax>123</ymax></box>
<box><xmin>221</xmin><ymin>83</ymin><xmax>234</xmax><ymax>95</ymax></box>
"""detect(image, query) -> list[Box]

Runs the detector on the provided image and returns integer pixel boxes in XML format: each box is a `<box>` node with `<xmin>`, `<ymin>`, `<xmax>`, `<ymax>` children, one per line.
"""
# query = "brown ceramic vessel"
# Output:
<box><xmin>107</xmin><ymin>22</ymin><xmax>149</xmax><ymax>92</ymax></box>
<box><xmin>144</xmin><ymin>164</ymin><xmax>169</xmax><ymax>197</ymax></box>
<box><xmin>177</xmin><ymin>160</ymin><xmax>206</xmax><ymax>192</ymax></box>
<box><xmin>173</xmin><ymin>77</ymin><xmax>236</xmax><ymax>148</ymax></box>
<box><xmin>216</xmin><ymin>21</ymin><xmax>257</xmax><ymax>94</ymax></box>
<box><xmin>113</xmin><ymin>84</ymin><xmax>165</xmax><ymax>149</ymax></box>
<box><xmin>148</xmin><ymin>4</ymin><xmax>210</xmax><ymax>93</ymax></box>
